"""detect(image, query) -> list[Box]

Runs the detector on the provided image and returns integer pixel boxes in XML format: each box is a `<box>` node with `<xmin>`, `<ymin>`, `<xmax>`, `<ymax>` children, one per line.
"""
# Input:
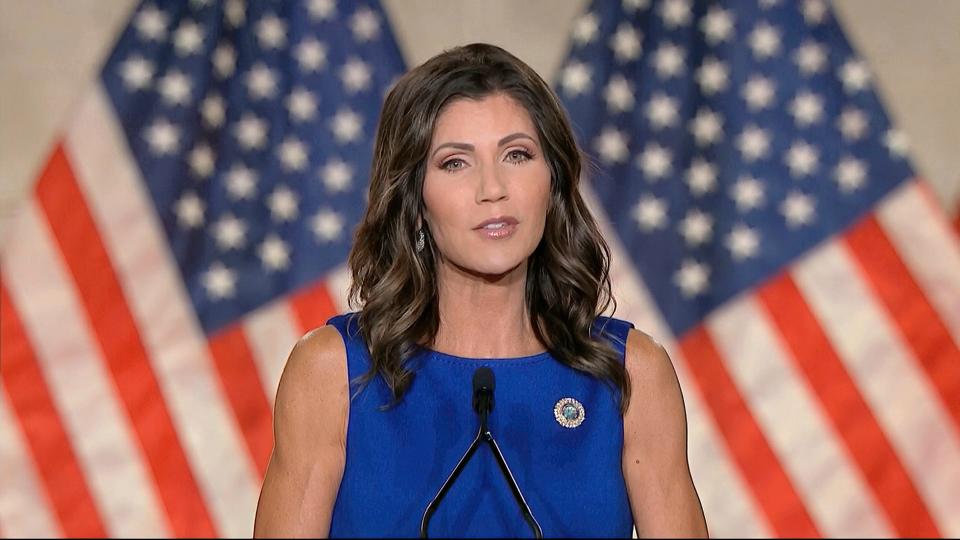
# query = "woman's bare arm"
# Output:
<box><xmin>622</xmin><ymin>329</ymin><xmax>708</xmax><ymax>538</ymax></box>
<box><xmin>254</xmin><ymin>326</ymin><xmax>349</xmax><ymax>538</ymax></box>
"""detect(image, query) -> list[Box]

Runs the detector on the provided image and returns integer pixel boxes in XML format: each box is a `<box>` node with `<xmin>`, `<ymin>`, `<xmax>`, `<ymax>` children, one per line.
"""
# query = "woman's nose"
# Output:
<box><xmin>476</xmin><ymin>161</ymin><xmax>508</xmax><ymax>203</ymax></box>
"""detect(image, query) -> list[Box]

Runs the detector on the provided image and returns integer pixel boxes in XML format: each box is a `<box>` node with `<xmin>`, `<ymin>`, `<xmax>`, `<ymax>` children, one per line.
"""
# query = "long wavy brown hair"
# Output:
<box><xmin>346</xmin><ymin>43</ymin><xmax>630</xmax><ymax>412</ymax></box>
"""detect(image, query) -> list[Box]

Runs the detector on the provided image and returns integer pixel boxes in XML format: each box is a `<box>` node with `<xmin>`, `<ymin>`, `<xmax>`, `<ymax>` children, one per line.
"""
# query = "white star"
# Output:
<box><xmin>340</xmin><ymin>57</ymin><xmax>372</xmax><ymax>93</ymax></box>
<box><xmin>188</xmin><ymin>143</ymin><xmax>215</xmax><ymax>178</ymax></box>
<box><xmin>659</xmin><ymin>0</ymin><xmax>692</xmax><ymax>28</ymax></box>
<box><xmin>134</xmin><ymin>5</ymin><xmax>167</xmax><ymax>41</ymax></box>
<box><xmin>308</xmin><ymin>0</ymin><xmax>336</xmax><ymax>21</ymax></box>
<box><xmin>781</xmin><ymin>191</ymin><xmax>816</xmax><ymax>228</ymax></box>
<box><xmin>119</xmin><ymin>56</ymin><xmax>154</xmax><ymax>90</ymax></box>
<box><xmin>840</xmin><ymin>59</ymin><xmax>870</xmax><ymax>93</ymax></box>
<box><xmin>330</xmin><ymin>108</ymin><xmax>362</xmax><ymax>144</ymax></box>
<box><xmin>286</xmin><ymin>87</ymin><xmax>318</xmax><ymax>122</ymax></box>
<box><xmin>202</xmin><ymin>262</ymin><xmax>237</xmax><ymax>300</ymax></box>
<box><xmin>561</xmin><ymin>61</ymin><xmax>592</xmax><ymax>97</ymax></box>
<box><xmin>212</xmin><ymin>43</ymin><xmax>236</xmax><ymax>78</ymax></box>
<box><xmin>690</xmin><ymin>108</ymin><xmax>724</xmax><ymax>146</ymax></box>
<box><xmin>726</xmin><ymin>224</ymin><xmax>760</xmax><ymax>261</ymax></box>
<box><xmin>311</xmin><ymin>208</ymin><xmax>345</xmax><ymax>242</ymax></box>
<box><xmin>173</xmin><ymin>20</ymin><xmax>204</xmax><ymax>56</ymax></box>
<box><xmin>652</xmin><ymin>43</ymin><xmax>685</xmax><ymax>78</ymax></box>
<box><xmin>674</xmin><ymin>259</ymin><xmax>710</xmax><ymax>297</ymax></box>
<box><xmin>700</xmin><ymin>6</ymin><xmax>734</xmax><ymax>45</ymax></box>
<box><xmin>785</xmin><ymin>141</ymin><xmax>820</xmax><ymax>177</ymax></box>
<box><xmin>158</xmin><ymin>69</ymin><xmax>192</xmax><ymax>106</ymax></box>
<box><xmin>696</xmin><ymin>57</ymin><xmax>729</xmax><ymax>95</ymax></box>
<box><xmin>632</xmin><ymin>195</ymin><xmax>669</xmax><ymax>232</ymax></box>
<box><xmin>645</xmin><ymin>93</ymin><xmax>679</xmax><ymax>129</ymax></box>
<box><xmin>622</xmin><ymin>0</ymin><xmax>650</xmax><ymax>11</ymax></box>
<box><xmin>685</xmin><ymin>158</ymin><xmax>718</xmax><ymax>196</ymax></box>
<box><xmin>594</xmin><ymin>127</ymin><xmax>629</xmax><ymax>164</ymax></box>
<box><xmin>277</xmin><ymin>137</ymin><xmax>308</xmax><ymax>172</ymax></box>
<box><xmin>604</xmin><ymin>75</ymin><xmax>635</xmax><ymax>113</ymax></box>
<box><xmin>267</xmin><ymin>185</ymin><xmax>299</xmax><ymax>222</ymax></box>
<box><xmin>212</xmin><ymin>213</ymin><xmax>247</xmax><ymax>250</ymax></box>
<box><xmin>144</xmin><ymin>119</ymin><xmax>180</xmax><ymax>155</ymax></box>
<box><xmin>610</xmin><ymin>23</ymin><xmax>643</xmax><ymax>63</ymax></box>
<box><xmin>256</xmin><ymin>14</ymin><xmax>286</xmax><ymax>49</ymax></box>
<box><xmin>838</xmin><ymin>107</ymin><xmax>869</xmax><ymax>141</ymax></box>
<box><xmin>884</xmin><ymin>129</ymin><xmax>910</xmax><ymax>158</ymax></box>
<box><xmin>246</xmin><ymin>63</ymin><xmax>278</xmax><ymax>100</ymax></box>
<box><xmin>731</xmin><ymin>175</ymin><xmax>766</xmax><ymax>211</ymax></box>
<box><xmin>794</xmin><ymin>41</ymin><xmax>827</xmax><ymax>75</ymax></box>
<box><xmin>637</xmin><ymin>143</ymin><xmax>673</xmax><ymax>180</ymax></box>
<box><xmin>835</xmin><ymin>157</ymin><xmax>867</xmax><ymax>193</ymax></box>
<box><xmin>350</xmin><ymin>7</ymin><xmax>380</xmax><ymax>42</ymax></box>
<box><xmin>258</xmin><ymin>235</ymin><xmax>291</xmax><ymax>271</ymax></box>
<box><xmin>789</xmin><ymin>91</ymin><xmax>824</xmax><ymax>127</ymax></box>
<box><xmin>224</xmin><ymin>0</ymin><xmax>245</xmax><ymax>27</ymax></box>
<box><xmin>748</xmin><ymin>22</ymin><xmax>781</xmax><ymax>60</ymax></box>
<box><xmin>736</xmin><ymin>125</ymin><xmax>771</xmax><ymax>162</ymax></box>
<box><xmin>802</xmin><ymin>0</ymin><xmax>828</xmax><ymax>25</ymax></box>
<box><xmin>295</xmin><ymin>38</ymin><xmax>328</xmax><ymax>72</ymax></box>
<box><xmin>233</xmin><ymin>114</ymin><xmax>268</xmax><ymax>150</ymax></box>
<box><xmin>321</xmin><ymin>158</ymin><xmax>353</xmax><ymax>192</ymax></box>
<box><xmin>201</xmin><ymin>93</ymin><xmax>225</xmax><ymax>129</ymax></box>
<box><xmin>572</xmin><ymin>12</ymin><xmax>599</xmax><ymax>46</ymax></box>
<box><xmin>174</xmin><ymin>191</ymin><xmax>204</xmax><ymax>228</ymax></box>
<box><xmin>742</xmin><ymin>75</ymin><xmax>776</xmax><ymax>111</ymax></box>
<box><xmin>679</xmin><ymin>209</ymin><xmax>713</xmax><ymax>246</ymax></box>
<box><xmin>225</xmin><ymin>164</ymin><xmax>257</xmax><ymax>200</ymax></box>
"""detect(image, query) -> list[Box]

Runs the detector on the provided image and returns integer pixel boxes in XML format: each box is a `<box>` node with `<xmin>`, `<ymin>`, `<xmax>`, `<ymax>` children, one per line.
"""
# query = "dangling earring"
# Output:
<box><xmin>415</xmin><ymin>228</ymin><xmax>425</xmax><ymax>253</ymax></box>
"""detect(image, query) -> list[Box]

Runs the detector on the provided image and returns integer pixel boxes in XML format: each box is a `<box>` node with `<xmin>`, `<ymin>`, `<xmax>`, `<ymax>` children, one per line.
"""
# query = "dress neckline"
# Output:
<box><xmin>419</xmin><ymin>345</ymin><xmax>552</xmax><ymax>365</ymax></box>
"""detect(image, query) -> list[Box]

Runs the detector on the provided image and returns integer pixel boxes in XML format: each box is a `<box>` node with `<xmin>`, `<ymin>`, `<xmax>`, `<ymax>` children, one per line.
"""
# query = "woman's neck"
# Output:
<box><xmin>430</xmin><ymin>257</ymin><xmax>544</xmax><ymax>358</ymax></box>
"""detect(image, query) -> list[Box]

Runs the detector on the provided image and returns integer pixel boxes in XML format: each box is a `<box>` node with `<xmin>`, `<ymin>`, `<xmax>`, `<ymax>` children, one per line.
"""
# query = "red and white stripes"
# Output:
<box><xmin>585</xmin><ymin>179</ymin><xmax>960</xmax><ymax>537</ymax></box>
<box><xmin>2</xmin><ymin>83</ymin><xmax>959</xmax><ymax>537</ymax></box>
<box><xmin>0</xmin><ymin>86</ymin><xmax>352</xmax><ymax>537</ymax></box>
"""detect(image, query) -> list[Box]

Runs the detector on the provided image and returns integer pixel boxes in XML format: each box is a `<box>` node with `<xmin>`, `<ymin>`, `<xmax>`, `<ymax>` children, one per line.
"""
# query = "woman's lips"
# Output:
<box><xmin>475</xmin><ymin>221</ymin><xmax>517</xmax><ymax>239</ymax></box>
<box><xmin>473</xmin><ymin>215</ymin><xmax>519</xmax><ymax>240</ymax></box>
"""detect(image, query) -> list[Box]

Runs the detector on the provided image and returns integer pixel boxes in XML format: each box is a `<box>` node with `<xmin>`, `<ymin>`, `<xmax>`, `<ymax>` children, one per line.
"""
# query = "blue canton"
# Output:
<box><xmin>558</xmin><ymin>0</ymin><xmax>915</xmax><ymax>335</ymax></box>
<box><xmin>100</xmin><ymin>0</ymin><xmax>406</xmax><ymax>333</ymax></box>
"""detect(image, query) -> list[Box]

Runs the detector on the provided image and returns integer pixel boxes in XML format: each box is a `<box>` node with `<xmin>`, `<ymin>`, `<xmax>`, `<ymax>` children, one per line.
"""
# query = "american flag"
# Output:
<box><xmin>558</xmin><ymin>0</ymin><xmax>960</xmax><ymax>537</ymax></box>
<box><xmin>2</xmin><ymin>0</ymin><xmax>960</xmax><ymax>539</ymax></box>
<box><xmin>955</xmin><ymin>202</ymin><xmax>960</xmax><ymax>238</ymax></box>
<box><xmin>0</xmin><ymin>0</ymin><xmax>404</xmax><ymax>536</ymax></box>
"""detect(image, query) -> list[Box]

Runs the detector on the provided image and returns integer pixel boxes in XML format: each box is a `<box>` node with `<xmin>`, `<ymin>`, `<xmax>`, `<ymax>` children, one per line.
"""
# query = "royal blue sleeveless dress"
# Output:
<box><xmin>326</xmin><ymin>312</ymin><xmax>635</xmax><ymax>538</ymax></box>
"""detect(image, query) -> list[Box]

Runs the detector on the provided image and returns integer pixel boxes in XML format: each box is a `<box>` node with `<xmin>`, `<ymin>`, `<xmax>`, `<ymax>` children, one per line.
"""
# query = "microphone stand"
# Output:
<box><xmin>419</xmin><ymin>388</ymin><xmax>543</xmax><ymax>538</ymax></box>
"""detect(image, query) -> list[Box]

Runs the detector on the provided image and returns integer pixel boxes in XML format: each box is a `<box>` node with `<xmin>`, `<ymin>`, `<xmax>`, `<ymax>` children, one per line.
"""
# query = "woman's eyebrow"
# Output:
<box><xmin>430</xmin><ymin>142</ymin><xmax>474</xmax><ymax>159</ymax></box>
<box><xmin>429</xmin><ymin>132</ymin><xmax>537</xmax><ymax>159</ymax></box>
<box><xmin>497</xmin><ymin>132</ymin><xmax>537</xmax><ymax>147</ymax></box>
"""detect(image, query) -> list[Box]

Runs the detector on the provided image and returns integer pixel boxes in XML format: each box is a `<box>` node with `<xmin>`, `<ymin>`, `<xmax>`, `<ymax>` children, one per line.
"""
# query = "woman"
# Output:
<box><xmin>254</xmin><ymin>43</ymin><xmax>707</xmax><ymax>538</ymax></box>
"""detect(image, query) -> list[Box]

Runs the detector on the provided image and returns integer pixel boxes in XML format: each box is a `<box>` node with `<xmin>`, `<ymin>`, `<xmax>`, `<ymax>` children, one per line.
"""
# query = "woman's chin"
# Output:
<box><xmin>453</xmin><ymin>257</ymin><xmax>527</xmax><ymax>281</ymax></box>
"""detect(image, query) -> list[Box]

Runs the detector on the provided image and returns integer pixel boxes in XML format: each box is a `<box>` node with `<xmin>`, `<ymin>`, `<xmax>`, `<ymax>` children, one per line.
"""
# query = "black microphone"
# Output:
<box><xmin>472</xmin><ymin>367</ymin><xmax>495</xmax><ymax>430</ymax></box>
<box><xmin>420</xmin><ymin>367</ymin><xmax>543</xmax><ymax>538</ymax></box>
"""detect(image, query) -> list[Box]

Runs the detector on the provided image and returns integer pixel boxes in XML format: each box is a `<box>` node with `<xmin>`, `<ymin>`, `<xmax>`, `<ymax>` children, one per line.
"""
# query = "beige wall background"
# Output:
<box><xmin>1</xmin><ymin>0</ymin><xmax>958</xmax><ymax>243</ymax></box>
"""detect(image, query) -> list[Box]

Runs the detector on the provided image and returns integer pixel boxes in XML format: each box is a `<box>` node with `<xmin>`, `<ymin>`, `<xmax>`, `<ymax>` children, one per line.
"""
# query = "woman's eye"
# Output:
<box><xmin>506</xmin><ymin>149</ymin><xmax>533</xmax><ymax>164</ymax></box>
<box><xmin>440</xmin><ymin>158</ymin><xmax>466</xmax><ymax>172</ymax></box>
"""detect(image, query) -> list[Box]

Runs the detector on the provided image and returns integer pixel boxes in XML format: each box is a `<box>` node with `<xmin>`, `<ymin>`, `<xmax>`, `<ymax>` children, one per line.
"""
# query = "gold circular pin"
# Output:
<box><xmin>554</xmin><ymin>397</ymin><xmax>585</xmax><ymax>428</ymax></box>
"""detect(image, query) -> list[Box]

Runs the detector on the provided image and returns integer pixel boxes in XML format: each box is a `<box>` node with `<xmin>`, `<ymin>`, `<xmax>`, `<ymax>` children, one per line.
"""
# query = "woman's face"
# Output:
<box><xmin>422</xmin><ymin>93</ymin><xmax>551</xmax><ymax>278</ymax></box>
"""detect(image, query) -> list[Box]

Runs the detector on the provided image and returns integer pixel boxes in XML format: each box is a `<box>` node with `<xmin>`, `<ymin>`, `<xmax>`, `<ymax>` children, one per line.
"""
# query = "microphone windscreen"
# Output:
<box><xmin>472</xmin><ymin>366</ymin><xmax>495</xmax><ymax>394</ymax></box>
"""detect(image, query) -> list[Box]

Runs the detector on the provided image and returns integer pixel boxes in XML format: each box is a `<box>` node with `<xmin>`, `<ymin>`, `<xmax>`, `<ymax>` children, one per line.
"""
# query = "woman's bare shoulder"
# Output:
<box><xmin>624</xmin><ymin>327</ymin><xmax>674</xmax><ymax>373</ymax></box>
<box><xmin>273</xmin><ymin>325</ymin><xmax>349</xmax><ymax>448</ymax></box>
<box><xmin>622</xmin><ymin>328</ymin><xmax>684</xmax><ymax>420</ymax></box>
<box><xmin>283</xmin><ymin>325</ymin><xmax>348</xmax><ymax>381</ymax></box>
<box><xmin>621</xmin><ymin>331</ymin><xmax>708</xmax><ymax>536</ymax></box>
<box><xmin>255</xmin><ymin>325</ymin><xmax>349</xmax><ymax>537</ymax></box>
